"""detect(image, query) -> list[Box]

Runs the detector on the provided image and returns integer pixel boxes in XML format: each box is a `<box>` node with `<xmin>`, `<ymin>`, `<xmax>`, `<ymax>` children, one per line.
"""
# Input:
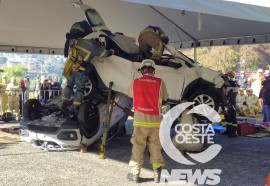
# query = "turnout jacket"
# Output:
<box><xmin>128</xmin><ymin>74</ymin><xmax>168</xmax><ymax>127</ymax></box>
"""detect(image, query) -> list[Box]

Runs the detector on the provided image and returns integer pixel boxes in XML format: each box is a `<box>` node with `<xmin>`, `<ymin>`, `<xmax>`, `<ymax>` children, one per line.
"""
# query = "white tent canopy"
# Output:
<box><xmin>0</xmin><ymin>0</ymin><xmax>270</xmax><ymax>54</ymax></box>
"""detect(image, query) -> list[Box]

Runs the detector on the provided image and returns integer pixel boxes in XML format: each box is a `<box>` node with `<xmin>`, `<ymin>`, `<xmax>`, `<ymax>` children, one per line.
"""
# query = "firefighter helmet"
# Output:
<box><xmin>227</xmin><ymin>71</ymin><xmax>235</xmax><ymax>79</ymax></box>
<box><xmin>140</xmin><ymin>59</ymin><xmax>155</xmax><ymax>70</ymax></box>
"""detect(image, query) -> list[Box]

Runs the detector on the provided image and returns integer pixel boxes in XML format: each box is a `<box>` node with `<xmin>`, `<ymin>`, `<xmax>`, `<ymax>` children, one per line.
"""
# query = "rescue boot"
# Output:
<box><xmin>127</xmin><ymin>173</ymin><xmax>139</xmax><ymax>183</ymax></box>
<box><xmin>60</xmin><ymin>101</ymin><xmax>69</xmax><ymax>116</ymax></box>
<box><xmin>222</xmin><ymin>124</ymin><xmax>232</xmax><ymax>135</ymax></box>
<box><xmin>229</xmin><ymin>126</ymin><xmax>238</xmax><ymax>137</ymax></box>
<box><xmin>69</xmin><ymin>106</ymin><xmax>79</xmax><ymax>121</ymax></box>
<box><xmin>153</xmin><ymin>168</ymin><xmax>162</xmax><ymax>183</ymax></box>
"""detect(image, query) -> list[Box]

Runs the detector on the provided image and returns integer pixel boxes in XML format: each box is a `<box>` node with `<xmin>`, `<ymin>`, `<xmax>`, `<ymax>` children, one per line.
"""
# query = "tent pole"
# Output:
<box><xmin>194</xmin><ymin>42</ymin><xmax>198</xmax><ymax>61</ymax></box>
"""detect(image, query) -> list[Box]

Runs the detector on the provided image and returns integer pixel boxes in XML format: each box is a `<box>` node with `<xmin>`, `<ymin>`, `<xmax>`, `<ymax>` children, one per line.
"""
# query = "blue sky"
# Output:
<box><xmin>224</xmin><ymin>0</ymin><xmax>270</xmax><ymax>8</ymax></box>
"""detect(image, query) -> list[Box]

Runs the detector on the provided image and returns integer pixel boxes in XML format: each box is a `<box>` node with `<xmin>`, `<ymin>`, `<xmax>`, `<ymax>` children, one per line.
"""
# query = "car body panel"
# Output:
<box><xmin>20</xmin><ymin>93</ymin><xmax>132</xmax><ymax>150</ymax></box>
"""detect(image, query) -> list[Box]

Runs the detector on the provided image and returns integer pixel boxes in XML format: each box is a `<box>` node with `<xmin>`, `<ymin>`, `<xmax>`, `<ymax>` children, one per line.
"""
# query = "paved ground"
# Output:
<box><xmin>0</xmin><ymin>119</ymin><xmax>269</xmax><ymax>186</ymax></box>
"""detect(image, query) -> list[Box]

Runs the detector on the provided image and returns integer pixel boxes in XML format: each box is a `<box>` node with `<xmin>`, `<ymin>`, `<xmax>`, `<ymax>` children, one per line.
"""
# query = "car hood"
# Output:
<box><xmin>196</xmin><ymin>66</ymin><xmax>224</xmax><ymax>88</ymax></box>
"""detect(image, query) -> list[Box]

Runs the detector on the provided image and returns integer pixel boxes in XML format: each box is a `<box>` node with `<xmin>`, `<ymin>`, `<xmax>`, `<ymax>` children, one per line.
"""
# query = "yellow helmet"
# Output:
<box><xmin>227</xmin><ymin>71</ymin><xmax>235</xmax><ymax>78</ymax></box>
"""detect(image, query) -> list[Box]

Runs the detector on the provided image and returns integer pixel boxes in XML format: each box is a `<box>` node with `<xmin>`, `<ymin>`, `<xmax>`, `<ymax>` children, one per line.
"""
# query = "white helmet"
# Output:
<box><xmin>257</xmin><ymin>69</ymin><xmax>263</xmax><ymax>73</ymax></box>
<box><xmin>140</xmin><ymin>59</ymin><xmax>155</xmax><ymax>70</ymax></box>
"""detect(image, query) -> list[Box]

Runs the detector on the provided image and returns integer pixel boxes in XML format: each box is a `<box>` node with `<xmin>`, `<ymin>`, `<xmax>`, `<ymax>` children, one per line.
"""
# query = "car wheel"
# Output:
<box><xmin>77</xmin><ymin>101</ymin><xmax>100</xmax><ymax>139</ymax></box>
<box><xmin>188</xmin><ymin>90</ymin><xmax>219</xmax><ymax>121</ymax></box>
<box><xmin>23</xmin><ymin>99</ymin><xmax>42</xmax><ymax>120</ymax></box>
<box><xmin>73</xmin><ymin>75</ymin><xmax>97</xmax><ymax>100</ymax></box>
<box><xmin>109</xmin><ymin>115</ymin><xmax>128</xmax><ymax>138</ymax></box>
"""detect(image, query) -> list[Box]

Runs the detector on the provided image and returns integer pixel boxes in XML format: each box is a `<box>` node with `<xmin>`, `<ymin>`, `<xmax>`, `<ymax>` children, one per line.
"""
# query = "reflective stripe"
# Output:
<box><xmin>73</xmin><ymin>101</ymin><xmax>81</xmax><ymax>105</ymax></box>
<box><xmin>226</xmin><ymin>122</ymin><xmax>232</xmax><ymax>126</ymax></box>
<box><xmin>232</xmin><ymin>123</ymin><xmax>238</xmax><ymax>127</ymax></box>
<box><xmin>99</xmin><ymin>49</ymin><xmax>107</xmax><ymax>58</ymax></box>
<box><xmin>75</xmin><ymin>45</ymin><xmax>91</xmax><ymax>62</ymax></box>
<box><xmin>139</xmin><ymin>28</ymin><xmax>155</xmax><ymax>36</ymax></box>
<box><xmin>152</xmin><ymin>163</ymin><xmax>164</xmax><ymax>169</ymax></box>
<box><xmin>152</xmin><ymin>41</ymin><xmax>163</xmax><ymax>56</ymax></box>
<box><xmin>134</xmin><ymin>121</ymin><xmax>160</xmax><ymax>127</ymax></box>
<box><xmin>62</xmin><ymin>97</ymin><xmax>69</xmax><ymax>101</ymax></box>
<box><xmin>152</xmin><ymin>51</ymin><xmax>162</xmax><ymax>56</ymax></box>
<box><xmin>71</xmin><ymin>25</ymin><xmax>85</xmax><ymax>33</ymax></box>
<box><xmin>160</xmin><ymin>33</ymin><xmax>167</xmax><ymax>38</ymax></box>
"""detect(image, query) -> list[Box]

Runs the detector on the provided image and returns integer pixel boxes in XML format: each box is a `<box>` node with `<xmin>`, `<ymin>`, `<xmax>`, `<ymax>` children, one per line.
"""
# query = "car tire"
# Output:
<box><xmin>188</xmin><ymin>90</ymin><xmax>219</xmax><ymax>121</ymax></box>
<box><xmin>77</xmin><ymin>101</ymin><xmax>100</xmax><ymax>138</ymax></box>
<box><xmin>84</xmin><ymin>75</ymin><xmax>98</xmax><ymax>100</ymax></box>
<box><xmin>23</xmin><ymin>99</ymin><xmax>42</xmax><ymax>120</ymax></box>
<box><xmin>109</xmin><ymin>115</ymin><xmax>128</xmax><ymax>137</ymax></box>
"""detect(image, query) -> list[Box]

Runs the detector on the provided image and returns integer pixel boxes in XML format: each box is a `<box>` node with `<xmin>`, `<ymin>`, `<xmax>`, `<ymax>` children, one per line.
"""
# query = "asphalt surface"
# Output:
<box><xmin>0</xmin><ymin>119</ymin><xmax>269</xmax><ymax>186</ymax></box>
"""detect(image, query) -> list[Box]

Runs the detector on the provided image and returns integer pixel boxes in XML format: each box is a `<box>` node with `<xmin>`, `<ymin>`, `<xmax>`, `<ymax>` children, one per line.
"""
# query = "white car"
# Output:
<box><xmin>20</xmin><ymin>3</ymin><xmax>233</xmax><ymax>151</ymax></box>
<box><xmin>79</xmin><ymin>3</ymin><xmax>228</xmax><ymax>111</ymax></box>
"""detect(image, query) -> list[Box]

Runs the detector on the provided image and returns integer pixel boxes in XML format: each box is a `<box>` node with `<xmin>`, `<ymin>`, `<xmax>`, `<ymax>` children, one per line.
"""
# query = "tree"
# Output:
<box><xmin>1</xmin><ymin>64</ymin><xmax>28</xmax><ymax>82</ymax></box>
<box><xmin>238</xmin><ymin>44</ymin><xmax>270</xmax><ymax>72</ymax></box>
<box><xmin>181</xmin><ymin>46</ymin><xmax>239</xmax><ymax>73</ymax></box>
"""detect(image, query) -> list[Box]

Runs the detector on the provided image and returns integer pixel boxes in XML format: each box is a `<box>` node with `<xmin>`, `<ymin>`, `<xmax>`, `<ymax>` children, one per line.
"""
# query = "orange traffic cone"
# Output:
<box><xmin>267</xmin><ymin>173</ymin><xmax>270</xmax><ymax>186</ymax></box>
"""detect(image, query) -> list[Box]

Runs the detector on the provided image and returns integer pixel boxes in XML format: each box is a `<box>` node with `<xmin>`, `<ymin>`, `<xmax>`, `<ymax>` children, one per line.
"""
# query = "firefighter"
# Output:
<box><xmin>61</xmin><ymin>20</ymin><xmax>114</xmax><ymax>117</ymax></box>
<box><xmin>242</xmin><ymin>88</ymin><xmax>260</xmax><ymax>117</ymax></box>
<box><xmin>236</xmin><ymin>88</ymin><xmax>247</xmax><ymax>115</ymax></box>
<box><xmin>138</xmin><ymin>26</ymin><xmax>169</xmax><ymax>63</ymax></box>
<box><xmin>0</xmin><ymin>74</ymin><xmax>8</xmax><ymax>115</ymax></box>
<box><xmin>126</xmin><ymin>59</ymin><xmax>168</xmax><ymax>183</ymax></box>
<box><xmin>223</xmin><ymin>71</ymin><xmax>238</xmax><ymax>137</ymax></box>
<box><xmin>6</xmin><ymin>77</ymin><xmax>21</xmax><ymax>120</ymax></box>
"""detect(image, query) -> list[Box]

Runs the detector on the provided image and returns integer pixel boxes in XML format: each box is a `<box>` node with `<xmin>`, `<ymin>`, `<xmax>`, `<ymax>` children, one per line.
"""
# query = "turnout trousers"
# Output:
<box><xmin>129</xmin><ymin>126</ymin><xmax>164</xmax><ymax>175</ymax></box>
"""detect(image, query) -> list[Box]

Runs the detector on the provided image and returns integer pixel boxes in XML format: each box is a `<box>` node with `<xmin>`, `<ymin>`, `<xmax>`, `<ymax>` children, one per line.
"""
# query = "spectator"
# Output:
<box><xmin>6</xmin><ymin>77</ymin><xmax>21</xmax><ymax>121</ymax></box>
<box><xmin>260</xmin><ymin>79</ymin><xmax>270</xmax><ymax>122</ymax></box>
<box><xmin>39</xmin><ymin>79</ymin><xmax>51</xmax><ymax>104</ymax></box>
<box><xmin>249</xmin><ymin>69</ymin><xmax>264</xmax><ymax>97</ymax></box>
<box><xmin>237</xmin><ymin>70</ymin><xmax>249</xmax><ymax>89</ymax></box>
<box><xmin>24</xmin><ymin>76</ymin><xmax>30</xmax><ymax>102</ymax></box>
<box><xmin>264</xmin><ymin>70</ymin><xmax>270</xmax><ymax>80</ymax></box>
<box><xmin>19</xmin><ymin>79</ymin><xmax>27</xmax><ymax>116</ymax></box>
<box><xmin>241</xmin><ymin>88</ymin><xmax>260</xmax><ymax>117</ymax></box>
<box><xmin>0</xmin><ymin>74</ymin><xmax>8</xmax><ymax>115</ymax></box>
<box><xmin>50</xmin><ymin>76</ymin><xmax>62</xmax><ymax>99</ymax></box>
<box><xmin>236</xmin><ymin>88</ymin><xmax>247</xmax><ymax>116</ymax></box>
<box><xmin>34</xmin><ymin>75</ymin><xmax>46</xmax><ymax>100</ymax></box>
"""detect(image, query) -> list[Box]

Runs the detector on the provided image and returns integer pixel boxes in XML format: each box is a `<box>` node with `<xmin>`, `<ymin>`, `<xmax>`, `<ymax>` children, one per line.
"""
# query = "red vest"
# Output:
<box><xmin>133</xmin><ymin>75</ymin><xmax>162</xmax><ymax>115</ymax></box>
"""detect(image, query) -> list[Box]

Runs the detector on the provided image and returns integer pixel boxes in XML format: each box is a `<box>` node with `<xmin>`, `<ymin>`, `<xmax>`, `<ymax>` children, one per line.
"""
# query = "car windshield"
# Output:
<box><xmin>178</xmin><ymin>51</ymin><xmax>197</xmax><ymax>64</ymax></box>
<box><xmin>171</xmin><ymin>50</ymin><xmax>198</xmax><ymax>67</ymax></box>
<box><xmin>85</xmin><ymin>9</ymin><xmax>106</xmax><ymax>27</ymax></box>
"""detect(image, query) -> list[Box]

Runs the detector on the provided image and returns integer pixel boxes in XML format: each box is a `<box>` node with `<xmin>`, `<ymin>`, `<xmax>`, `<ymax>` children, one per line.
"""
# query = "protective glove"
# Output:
<box><xmin>107</xmin><ymin>49</ymin><xmax>115</xmax><ymax>57</ymax></box>
<box><xmin>161</xmin><ymin>36</ymin><xmax>169</xmax><ymax>45</ymax></box>
<box><xmin>123</xmin><ymin>108</ymin><xmax>134</xmax><ymax>118</ymax></box>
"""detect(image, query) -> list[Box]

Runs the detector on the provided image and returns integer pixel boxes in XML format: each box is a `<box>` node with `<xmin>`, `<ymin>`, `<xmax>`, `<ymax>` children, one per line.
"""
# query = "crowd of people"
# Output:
<box><xmin>0</xmin><ymin>74</ymin><xmax>63</xmax><ymax>121</ymax></box>
<box><xmin>236</xmin><ymin>69</ymin><xmax>270</xmax><ymax>122</ymax></box>
<box><xmin>34</xmin><ymin>75</ymin><xmax>62</xmax><ymax>104</ymax></box>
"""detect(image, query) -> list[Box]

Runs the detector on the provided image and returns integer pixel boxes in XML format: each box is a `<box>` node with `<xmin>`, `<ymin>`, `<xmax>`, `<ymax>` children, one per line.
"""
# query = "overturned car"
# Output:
<box><xmin>20</xmin><ymin>3</ymin><xmax>235</xmax><ymax>151</ymax></box>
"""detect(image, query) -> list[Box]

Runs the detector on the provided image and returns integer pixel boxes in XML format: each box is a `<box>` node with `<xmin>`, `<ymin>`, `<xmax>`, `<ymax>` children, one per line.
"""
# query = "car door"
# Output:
<box><xmin>132</xmin><ymin>61</ymin><xmax>185</xmax><ymax>101</ymax></box>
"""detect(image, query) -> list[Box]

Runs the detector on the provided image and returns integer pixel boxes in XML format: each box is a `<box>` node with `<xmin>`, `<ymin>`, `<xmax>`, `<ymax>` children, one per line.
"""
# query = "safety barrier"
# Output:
<box><xmin>0</xmin><ymin>89</ymin><xmax>62</xmax><ymax>119</ymax></box>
